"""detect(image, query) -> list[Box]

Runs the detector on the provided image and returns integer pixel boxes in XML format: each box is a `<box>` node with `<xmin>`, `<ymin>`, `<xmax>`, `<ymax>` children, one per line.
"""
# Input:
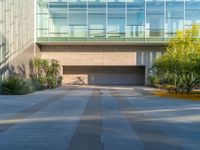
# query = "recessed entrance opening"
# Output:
<box><xmin>63</xmin><ymin>66</ymin><xmax>145</xmax><ymax>85</ymax></box>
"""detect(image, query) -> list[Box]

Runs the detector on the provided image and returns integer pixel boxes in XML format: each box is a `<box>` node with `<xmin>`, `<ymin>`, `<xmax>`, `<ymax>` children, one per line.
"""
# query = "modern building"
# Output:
<box><xmin>1</xmin><ymin>0</ymin><xmax>200</xmax><ymax>85</ymax></box>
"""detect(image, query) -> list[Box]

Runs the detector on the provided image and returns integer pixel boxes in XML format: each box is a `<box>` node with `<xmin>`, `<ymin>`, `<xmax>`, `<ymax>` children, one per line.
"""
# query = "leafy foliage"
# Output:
<box><xmin>31</xmin><ymin>58</ymin><xmax>62</xmax><ymax>89</ymax></box>
<box><xmin>148</xmin><ymin>76</ymin><xmax>159</xmax><ymax>87</ymax></box>
<box><xmin>153</xmin><ymin>24</ymin><xmax>200</xmax><ymax>93</ymax></box>
<box><xmin>1</xmin><ymin>76</ymin><xmax>33</xmax><ymax>95</ymax></box>
<box><xmin>0</xmin><ymin>58</ymin><xmax>62</xmax><ymax>95</ymax></box>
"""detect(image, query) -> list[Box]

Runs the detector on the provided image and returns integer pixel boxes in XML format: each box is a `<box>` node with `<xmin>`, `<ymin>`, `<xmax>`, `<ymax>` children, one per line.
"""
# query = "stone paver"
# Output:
<box><xmin>0</xmin><ymin>85</ymin><xmax>199</xmax><ymax>150</ymax></box>
<box><xmin>110</xmin><ymin>89</ymin><xmax>183</xmax><ymax>150</ymax></box>
<box><xmin>67</xmin><ymin>89</ymin><xmax>103</xmax><ymax>150</ymax></box>
<box><xmin>101</xmin><ymin>89</ymin><xmax>143</xmax><ymax>150</ymax></box>
<box><xmin>0</xmin><ymin>87</ymin><xmax>91</xmax><ymax>150</ymax></box>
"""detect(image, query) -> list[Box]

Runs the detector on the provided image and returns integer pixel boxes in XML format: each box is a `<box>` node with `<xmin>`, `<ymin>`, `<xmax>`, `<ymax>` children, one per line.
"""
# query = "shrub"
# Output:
<box><xmin>148</xmin><ymin>76</ymin><xmax>159</xmax><ymax>87</ymax></box>
<box><xmin>0</xmin><ymin>80</ymin><xmax>3</xmax><ymax>95</ymax></box>
<box><xmin>57</xmin><ymin>76</ymin><xmax>63</xmax><ymax>86</ymax></box>
<box><xmin>30</xmin><ymin>79</ymin><xmax>45</xmax><ymax>91</ymax></box>
<box><xmin>1</xmin><ymin>76</ymin><xmax>32</xmax><ymax>95</ymax></box>
<box><xmin>46</xmin><ymin>76</ymin><xmax>57</xmax><ymax>88</ymax></box>
<box><xmin>31</xmin><ymin>58</ymin><xmax>62</xmax><ymax>89</ymax></box>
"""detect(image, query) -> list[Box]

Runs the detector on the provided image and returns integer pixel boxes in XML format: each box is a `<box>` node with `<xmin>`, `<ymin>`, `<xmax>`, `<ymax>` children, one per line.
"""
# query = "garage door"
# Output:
<box><xmin>63</xmin><ymin>66</ymin><xmax>145</xmax><ymax>85</ymax></box>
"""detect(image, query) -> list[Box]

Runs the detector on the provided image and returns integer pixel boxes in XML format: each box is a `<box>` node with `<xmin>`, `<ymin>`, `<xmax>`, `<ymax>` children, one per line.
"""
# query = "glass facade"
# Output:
<box><xmin>37</xmin><ymin>0</ymin><xmax>200</xmax><ymax>43</ymax></box>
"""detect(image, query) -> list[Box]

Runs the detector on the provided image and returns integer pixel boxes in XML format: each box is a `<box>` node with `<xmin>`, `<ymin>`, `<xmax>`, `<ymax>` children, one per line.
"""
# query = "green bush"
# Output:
<box><xmin>31</xmin><ymin>58</ymin><xmax>62</xmax><ymax>89</ymax></box>
<box><xmin>148</xmin><ymin>76</ymin><xmax>159</xmax><ymax>87</ymax></box>
<box><xmin>46</xmin><ymin>76</ymin><xmax>57</xmax><ymax>88</ymax></box>
<box><xmin>30</xmin><ymin>79</ymin><xmax>44</xmax><ymax>91</ymax></box>
<box><xmin>0</xmin><ymin>80</ymin><xmax>3</xmax><ymax>94</ymax></box>
<box><xmin>38</xmin><ymin>76</ymin><xmax>48</xmax><ymax>88</ymax></box>
<box><xmin>57</xmin><ymin>76</ymin><xmax>63</xmax><ymax>86</ymax></box>
<box><xmin>1</xmin><ymin>76</ymin><xmax>32</xmax><ymax>95</ymax></box>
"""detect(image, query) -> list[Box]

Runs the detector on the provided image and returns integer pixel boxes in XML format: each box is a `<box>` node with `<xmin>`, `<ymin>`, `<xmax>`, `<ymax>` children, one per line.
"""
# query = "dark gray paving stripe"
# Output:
<box><xmin>67</xmin><ymin>89</ymin><xmax>103</xmax><ymax>150</ymax></box>
<box><xmin>0</xmin><ymin>88</ymin><xmax>76</xmax><ymax>133</ymax></box>
<box><xmin>110</xmin><ymin>90</ymin><xmax>183</xmax><ymax>150</ymax></box>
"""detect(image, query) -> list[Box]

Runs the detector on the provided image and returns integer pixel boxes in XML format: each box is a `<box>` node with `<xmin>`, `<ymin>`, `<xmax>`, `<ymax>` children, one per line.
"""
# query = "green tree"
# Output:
<box><xmin>153</xmin><ymin>24</ymin><xmax>200</xmax><ymax>93</ymax></box>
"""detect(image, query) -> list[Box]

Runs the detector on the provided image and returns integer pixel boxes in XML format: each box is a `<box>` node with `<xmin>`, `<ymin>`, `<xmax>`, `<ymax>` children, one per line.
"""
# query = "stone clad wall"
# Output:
<box><xmin>41</xmin><ymin>45</ymin><xmax>137</xmax><ymax>66</ymax></box>
<box><xmin>0</xmin><ymin>0</ymin><xmax>36</xmax><ymax>79</ymax></box>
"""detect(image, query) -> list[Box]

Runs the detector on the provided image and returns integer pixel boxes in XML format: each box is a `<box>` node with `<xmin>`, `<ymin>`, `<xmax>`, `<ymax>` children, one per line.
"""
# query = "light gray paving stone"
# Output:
<box><xmin>0</xmin><ymin>85</ymin><xmax>200</xmax><ymax>150</ymax></box>
<box><xmin>110</xmin><ymin>89</ymin><xmax>184</xmax><ymax>150</ymax></box>
<box><xmin>102</xmin><ymin>89</ymin><xmax>143</xmax><ymax>150</ymax></box>
<box><xmin>117</xmin><ymin>87</ymin><xmax>200</xmax><ymax>150</ymax></box>
<box><xmin>0</xmin><ymin>87</ymin><xmax>92</xmax><ymax>150</ymax></box>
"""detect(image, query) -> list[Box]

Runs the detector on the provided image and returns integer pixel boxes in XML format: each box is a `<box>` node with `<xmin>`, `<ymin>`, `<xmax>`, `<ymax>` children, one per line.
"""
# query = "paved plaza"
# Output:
<box><xmin>0</xmin><ymin>86</ymin><xmax>200</xmax><ymax>150</ymax></box>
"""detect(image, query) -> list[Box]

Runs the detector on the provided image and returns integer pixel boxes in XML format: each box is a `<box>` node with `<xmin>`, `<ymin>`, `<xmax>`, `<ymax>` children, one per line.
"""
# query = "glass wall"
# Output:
<box><xmin>37</xmin><ymin>0</ymin><xmax>200</xmax><ymax>43</ymax></box>
<box><xmin>185</xmin><ymin>1</ymin><xmax>200</xmax><ymax>27</ymax></box>
<box><xmin>69</xmin><ymin>2</ymin><xmax>87</xmax><ymax>41</ymax></box>
<box><xmin>166</xmin><ymin>1</ymin><xmax>184</xmax><ymax>39</ymax></box>
<box><xmin>107</xmin><ymin>2</ymin><xmax>125</xmax><ymax>41</ymax></box>
<box><xmin>88</xmin><ymin>2</ymin><xmax>106</xmax><ymax>41</ymax></box>
<box><xmin>127</xmin><ymin>0</ymin><xmax>145</xmax><ymax>41</ymax></box>
<box><xmin>146</xmin><ymin>0</ymin><xmax>164</xmax><ymax>41</ymax></box>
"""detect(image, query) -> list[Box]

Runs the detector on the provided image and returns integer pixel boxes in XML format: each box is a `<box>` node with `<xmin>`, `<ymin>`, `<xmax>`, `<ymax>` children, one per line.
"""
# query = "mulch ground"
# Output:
<box><xmin>153</xmin><ymin>90</ymin><xmax>200</xmax><ymax>101</ymax></box>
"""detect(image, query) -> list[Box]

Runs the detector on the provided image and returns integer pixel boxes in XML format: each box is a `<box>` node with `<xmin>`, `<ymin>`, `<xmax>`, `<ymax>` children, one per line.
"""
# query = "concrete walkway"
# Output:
<box><xmin>0</xmin><ymin>86</ymin><xmax>200</xmax><ymax>150</ymax></box>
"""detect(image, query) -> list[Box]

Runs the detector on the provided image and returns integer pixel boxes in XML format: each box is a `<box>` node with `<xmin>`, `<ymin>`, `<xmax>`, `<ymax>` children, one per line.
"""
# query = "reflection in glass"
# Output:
<box><xmin>127</xmin><ymin>0</ymin><xmax>145</xmax><ymax>41</ymax></box>
<box><xmin>185</xmin><ymin>1</ymin><xmax>200</xmax><ymax>27</ymax></box>
<box><xmin>146</xmin><ymin>1</ymin><xmax>164</xmax><ymax>40</ymax></box>
<box><xmin>88</xmin><ymin>2</ymin><xmax>106</xmax><ymax>41</ymax></box>
<box><xmin>107</xmin><ymin>2</ymin><xmax>125</xmax><ymax>41</ymax></box>
<box><xmin>36</xmin><ymin>0</ymin><xmax>200</xmax><ymax>42</ymax></box>
<box><xmin>166</xmin><ymin>2</ymin><xmax>184</xmax><ymax>38</ymax></box>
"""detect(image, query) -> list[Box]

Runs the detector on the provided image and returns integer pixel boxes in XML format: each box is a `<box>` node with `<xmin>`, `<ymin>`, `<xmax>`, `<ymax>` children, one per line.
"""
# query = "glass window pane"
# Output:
<box><xmin>166</xmin><ymin>2</ymin><xmax>184</xmax><ymax>38</ymax></box>
<box><xmin>127</xmin><ymin>1</ymin><xmax>144</xmax><ymax>26</ymax></box>
<box><xmin>146</xmin><ymin>1</ymin><xmax>164</xmax><ymax>39</ymax></box>
<box><xmin>107</xmin><ymin>2</ymin><xmax>125</xmax><ymax>40</ymax></box>
<box><xmin>127</xmin><ymin>0</ymin><xmax>145</xmax><ymax>40</ymax></box>
<box><xmin>69</xmin><ymin>26</ymin><xmax>87</xmax><ymax>38</ymax></box>
<box><xmin>37</xmin><ymin>0</ymin><xmax>48</xmax><ymax>13</ymax></box>
<box><xmin>48</xmin><ymin>2</ymin><xmax>68</xmax><ymax>38</ymax></box>
<box><xmin>37</xmin><ymin>14</ymin><xmax>48</xmax><ymax>29</ymax></box>
<box><xmin>185</xmin><ymin>1</ymin><xmax>200</xmax><ymax>27</ymax></box>
<box><xmin>88</xmin><ymin>2</ymin><xmax>106</xmax><ymax>38</ymax></box>
<box><xmin>69</xmin><ymin>2</ymin><xmax>87</xmax><ymax>26</ymax></box>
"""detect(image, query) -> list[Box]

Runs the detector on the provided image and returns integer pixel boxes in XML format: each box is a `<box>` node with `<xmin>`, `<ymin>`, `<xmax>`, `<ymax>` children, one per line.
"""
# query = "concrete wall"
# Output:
<box><xmin>41</xmin><ymin>45</ymin><xmax>165</xmax><ymax>85</ymax></box>
<box><xmin>0</xmin><ymin>0</ymin><xmax>37</xmax><ymax>79</ymax></box>
<box><xmin>41</xmin><ymin>45</ymin><xmax>164</xmax><ymax>66</ymax></box>
<box><xmin>41</xmin><ymin>45</ymin><xmax>137</xmax><ymax>66</ymax></box>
